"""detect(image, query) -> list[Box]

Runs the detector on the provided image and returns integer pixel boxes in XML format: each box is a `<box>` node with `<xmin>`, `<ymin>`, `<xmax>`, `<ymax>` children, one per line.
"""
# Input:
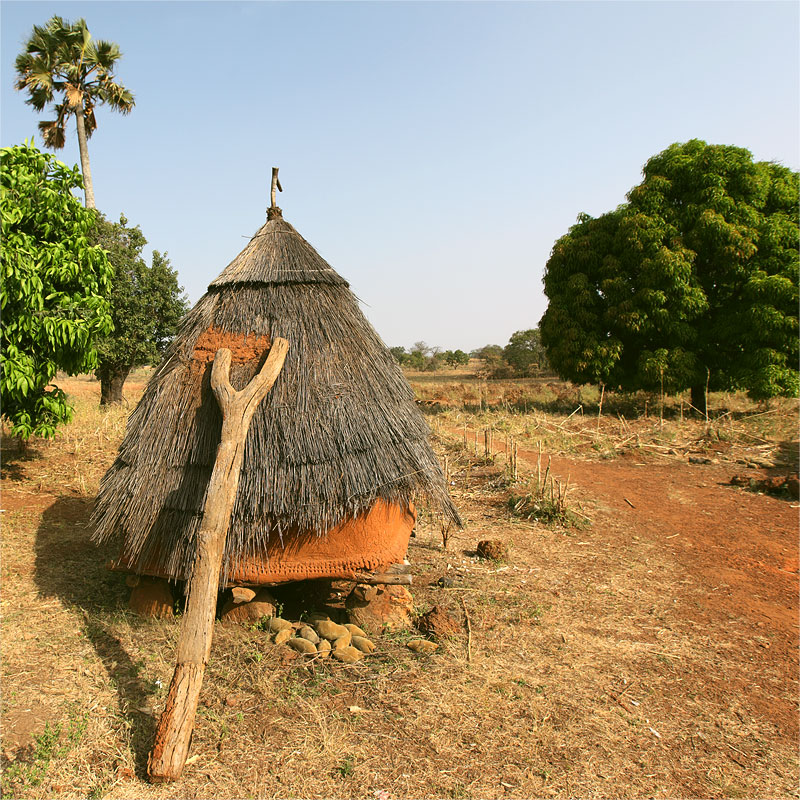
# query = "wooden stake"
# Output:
<box><xmin>270</xmin><ymin>167</ymin><xmax>283</xmax><ymax>209</ymax></box>
<box><xmin>147</xmin><ymin>340</ymin><xmax>289</xmax><ymax>783</ymax></box>
<box><xmin>461</xmin><ymin>595</ymin><xmax>472</xmax><ymax>664</ymax></box>
<box><xmin>597</xmin><ymin>383</ymin><xmax>605</xmax><ymax>430</ymax></box>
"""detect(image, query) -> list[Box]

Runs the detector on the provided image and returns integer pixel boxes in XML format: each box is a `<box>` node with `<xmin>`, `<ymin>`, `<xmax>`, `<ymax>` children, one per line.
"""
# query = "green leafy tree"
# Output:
<box><xmin>89</xmin><ymin>214</ymin><xmax>188</xmax><ymax>404</ymax></box>
<box><xmin>1</xmin><ymin>142</ymin><xmax>112</xmax><ymax>439</ymax></box>
<box><xmin>540</xmin><ymin>140</ymin><xmax>799</xmax><ymax>413</ymax></box>
<box><xmin>389</xmin><ymin>346</ymin><xmax>409</xmax><ymax>365</ymax></box>
<box><xmin>444</xmin><ymin>349</ymin><xmax>470</xmax><ymax>368</ymax></box>
<box><xmin>503</xmin><ymin>329</ymin><xmax>549</xmax><ymax>376</ymax></box>
<box><xmin>14</xmin><ymin>15</ymin><xmax>134</xmax><ymax>209</ymax></box>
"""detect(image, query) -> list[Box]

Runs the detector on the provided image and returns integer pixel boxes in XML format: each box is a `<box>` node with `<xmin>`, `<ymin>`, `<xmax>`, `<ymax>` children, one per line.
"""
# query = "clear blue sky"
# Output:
<box><xmin>2</xmin><ymin>1</ymin><xmax>798</xmax><ymax>352</ymax></box>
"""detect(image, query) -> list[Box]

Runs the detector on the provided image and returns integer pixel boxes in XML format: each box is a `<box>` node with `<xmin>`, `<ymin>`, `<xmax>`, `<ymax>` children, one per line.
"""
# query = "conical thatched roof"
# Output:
<box><xmin>92</xmin><ymin>206</ymin><xmax>460</xmax><ymax>582</ymax></box>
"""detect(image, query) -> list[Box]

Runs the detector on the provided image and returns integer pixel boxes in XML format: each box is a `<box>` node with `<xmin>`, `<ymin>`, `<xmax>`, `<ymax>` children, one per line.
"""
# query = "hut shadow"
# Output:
<box><xmin>33</xmin><ymin>495</ymin><xmax>157</xmax><ymax>777</ymax></box>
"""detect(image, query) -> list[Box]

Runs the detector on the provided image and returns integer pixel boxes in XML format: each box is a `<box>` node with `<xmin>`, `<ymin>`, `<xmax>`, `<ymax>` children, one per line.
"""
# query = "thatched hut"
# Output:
<box><xmin>92</xmin><ymin>203</ymin><xmax>460</xmax><ymax>588</ymax></box>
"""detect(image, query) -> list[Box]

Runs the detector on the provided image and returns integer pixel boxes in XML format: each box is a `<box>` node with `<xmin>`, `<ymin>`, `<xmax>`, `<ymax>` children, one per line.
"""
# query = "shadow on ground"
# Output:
<box><xmin>33</xmin><ymin>495</ymin><xmax>157</xmax><ymax>776</ymax></box>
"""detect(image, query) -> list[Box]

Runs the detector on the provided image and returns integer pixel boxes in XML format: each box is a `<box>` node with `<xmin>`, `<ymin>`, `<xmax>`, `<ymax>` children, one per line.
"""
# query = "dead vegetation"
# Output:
<box><xmin>1</xmin><ymin>375</ymin><xmax>797</xmax><ymax>799</ymax></box>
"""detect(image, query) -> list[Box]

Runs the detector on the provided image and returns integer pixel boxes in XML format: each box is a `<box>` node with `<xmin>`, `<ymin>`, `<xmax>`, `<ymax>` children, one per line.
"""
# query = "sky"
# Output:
<box><xmin>2</xmin><ymin>1</ymin><xmax>798</xmax><ymax>353</ymax></box>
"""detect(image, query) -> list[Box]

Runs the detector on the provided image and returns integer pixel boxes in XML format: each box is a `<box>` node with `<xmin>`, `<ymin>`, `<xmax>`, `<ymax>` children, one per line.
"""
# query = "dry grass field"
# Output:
<box><xmin>1</xmin><ymin>370</ymin><xmax>798</xmax><ymax>799</ymax></box>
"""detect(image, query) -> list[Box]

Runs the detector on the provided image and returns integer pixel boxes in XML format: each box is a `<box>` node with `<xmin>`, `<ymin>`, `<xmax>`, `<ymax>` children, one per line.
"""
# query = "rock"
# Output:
<box><xmin>407</xmin><ymin>639</ymin><xmax>439</xmax><ymax>655</ymax></box>
<box><xmin>729</xmin><ymin>475</ymin><xmax>750</xmax><ymax>487</ymax></box>
<box><xmin>351</xmin><ymin>635</ymin><xmax>375</xmax><ymax>653</ymax></box>
<box><xmin>344</xmin><ymin>623</ymin><xmax>367</xmax><ymax>638</ymax></box>
<box><xmin>220</xmin><ymin>589</ymin><xmax>278</xmax><ymax>624</ymax></box>
<box><xmin>476</xmin><ymin>540</ymin><xmax>507</xmax><ymax>560</ymax></box>
<box><xmin>763</xmin><ymin>476</ymin><xmax>787</xmax><ymax>493</ymax></box>
<box><xmin>128</xmin><ymin>577</ymin><xmax>174</xmax><ymax>619</ymax></box>
<box><xmin>688</xmin><ymin>456</ymin><xmax>713</xmax><ymax>465</ymax></box>
<box><xmin>787</xmin><ymin>476</ymin><xmax>799</xmax><ymax>499</ymax></box>
<box><xmin>317</xmin><ymin>639</ymin><xmax>332</xmax><ymax>658</ymax></box>
<box><xmin>332</xmin><ymin>646</ymin><xmax>364</xmax><ymax>664</ymax></box>
<box><xmin>314</xmin><ymin>619</ymin><xmax>350</xmax><ymax>641</ymax></box>
<box><xmin>332</xmin><ymin>632</ymin><xmax>352</xmax><ymax>651</ymax></box>
<box><xmin>346</xmin><ymin>584</ymin><xmax>414</xmax><ymax>634</ymax></box>
<box><xmin>350</xmin><ymin>584</ymin><xmax>378</xmax><ymax>603</ymax></box>
<box><xmin>266</xmin><ymin>616</ymin><xmax>293</xmax><ymax>633</ymax></box>
<box><xmin>298</xmin><ymin>626</ymin><xmax>320</xmax><ymax>644</ymax></box>
<box><xmin>288</xmin><ymin>637</ymin><xmax>317</xmax><ymax>655</ymax></box>
<box><xmin>416</xmin><ymin>605</ymin><xmax>460</xmax><ymax>639</ymax></box>
<box><xmin>273</xmin><ymin>628</ymin><xmax>293</xmax><ymax>645</ymax></box>
<box><xmin>231</xmin><ymin>587</ymin><xmax>257</xmax><ymax>604</ymax></box>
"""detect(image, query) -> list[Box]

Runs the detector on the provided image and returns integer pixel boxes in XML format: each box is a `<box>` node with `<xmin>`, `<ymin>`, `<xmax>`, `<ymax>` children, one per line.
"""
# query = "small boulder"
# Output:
<box><xmin>317</xmin><ymin>639</ymin><xmax>332</xmax><ymax>658</ymax></box>
<box><xmin>407</xmin><ymin>639</ymin><xmax>438</xmax><ymax>655</ymax></box>
<box><xmin>220</xmin><ymin>588</ymin><xmax>278</xmax><ymax>624</ymax></box>
<box><xmin>476</xmin><ymin>539</ymin><xmax>507</xmax><ymax>561</ymax></box>
<box><xmin>351</xmin><ymin>636</ymin><xmax>375</xmax><ymax>654</ymax></box>
<box><xmin>231</xmin><ymin>587</ymin><xmax>257</xmax><ymax>604</ymax></box>
<box><xmin>332</xmin><ymin>646</ymin><xmax>364</xmax><ymax>664</ymax></box>
<box><xmin>332</xmin><ymin>632</ymin><xmax>352</xmax><ymax>651</ymax></box>
<box><xmin>273</xmin><ymin>628</ymin><xmax>293</xmax><ymax>645</ymax></box>
<box><xmin>298</xmin><ymin>626</ymin><xmax>320</xmax><ymax>644</ymax></box>
<box><xmin>314</xmin><ymin>619</ymin><xmax>349</xmax><ymax>641</ymax></box>
<box><xmin>266</xmin><ymin>616</ymin><xmax>293</xmax><ymax>634</ymax></box>
<box><xmin>288</xmin><ymin>638</ymin><xmax>317</xmax><ymax>655</ymax></box>
<box><xmin>346</xmin><ymin>584</ymin><xmax>414</xmax><ymax>634</ymax></box>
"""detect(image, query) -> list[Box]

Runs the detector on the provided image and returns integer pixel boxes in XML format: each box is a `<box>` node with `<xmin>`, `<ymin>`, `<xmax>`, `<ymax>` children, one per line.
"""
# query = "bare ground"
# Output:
<box><xmin>1</xmin><ymin>376</ymin><xmax>797</xmax><ymax>799</ymax></box>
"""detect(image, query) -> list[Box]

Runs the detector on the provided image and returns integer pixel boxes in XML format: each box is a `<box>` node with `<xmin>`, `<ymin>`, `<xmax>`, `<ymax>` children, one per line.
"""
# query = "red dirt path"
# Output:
<box><xmin>450</xmin><ymin>426</ymin><xmax>799</xmax><ymax>742</ymax></box>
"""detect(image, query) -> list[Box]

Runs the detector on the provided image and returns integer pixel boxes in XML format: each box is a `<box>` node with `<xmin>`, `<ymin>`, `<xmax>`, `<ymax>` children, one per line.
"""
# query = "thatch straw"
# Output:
<box><xmin>92</xmin><ymin>209</ymin><xmax>461</xmax><ymax>582</ymax></box>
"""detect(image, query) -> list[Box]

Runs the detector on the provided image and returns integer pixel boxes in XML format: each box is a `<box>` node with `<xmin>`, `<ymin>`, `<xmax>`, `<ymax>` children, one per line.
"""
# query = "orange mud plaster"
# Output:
<box><xmin>192</xmin><ymin>326</ymin><xmax>271</xmax><ymax>364</ymax></box>
<box><xmin>116</xmin><ymin>501</ymin><xmax>416</xmax><ymax>586</ymax></box>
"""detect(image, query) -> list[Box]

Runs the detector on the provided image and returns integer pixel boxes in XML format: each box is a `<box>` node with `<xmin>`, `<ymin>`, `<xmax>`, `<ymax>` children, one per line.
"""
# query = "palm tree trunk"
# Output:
<box><xmin>74</xmin><ymin>106</ymin><xmax>96</xmax><ymax>209</ymax></box>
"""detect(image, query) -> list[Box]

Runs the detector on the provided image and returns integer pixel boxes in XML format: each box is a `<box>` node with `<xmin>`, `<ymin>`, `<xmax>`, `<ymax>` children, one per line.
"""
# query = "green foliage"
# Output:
<box><xmin>1</xmin><ymin>712</ymin><xmax>88</xmax><ymax>795</ymax></box>
<box><xmin>443</xmin><ymin>349</ymin><xmax>470</xmax><ymax>368</ymax></box>
<box><xmin>389</xmin><ymin>345</ymin><xmax>408</xmax><ymax>364</ymax></box>
<box><xmin>503</xmin><ymin>328</ymin><xmax>549</xmax><ymax>376</ymax></box>
<box><xmin>14</xmin><ymin>15</ymin><xmax>134</xmax><ymax>150</ymax></box>
<box><xmin>0</xmin><ymin>142</ymin><xmax>112</xmax><ymax>438</ymax></box>
<box><xmin>540</xmin><ymin>140</ymin><xmax>799</xmax><ymax>400</ymax></box>
<box><xmin>89</xmin><ymin>213</ymin><xmax>187</xmax><ymax>390</ymax></box>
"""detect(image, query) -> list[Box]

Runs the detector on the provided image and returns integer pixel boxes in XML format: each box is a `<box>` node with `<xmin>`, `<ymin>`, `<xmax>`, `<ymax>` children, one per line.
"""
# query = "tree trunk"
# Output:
<box><xmin>74</xmin><ymin>106</ymin><xmax>95</xmax><ymax>210</ymax></box>
<box><xmin>147</xmin><ymin>340</ymin><xmax>289</xmax><ymax>783</ymax></box>
<box><xmin>690</xmin><ymin>384</ymin><xmax>707</xmax><ymax>418</ymax></box>
<box><xmin>99</xmin><ymin>366</ymin><xmax>132</xmax><ymax>405</ymax></box>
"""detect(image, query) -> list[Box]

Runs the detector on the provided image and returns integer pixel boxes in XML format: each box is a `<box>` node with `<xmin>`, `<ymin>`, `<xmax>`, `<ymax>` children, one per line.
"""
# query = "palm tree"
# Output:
<box><xmin>14</xmin><ymin>16</ymin><xmax>134</xmax><ymax>209</ymax></box>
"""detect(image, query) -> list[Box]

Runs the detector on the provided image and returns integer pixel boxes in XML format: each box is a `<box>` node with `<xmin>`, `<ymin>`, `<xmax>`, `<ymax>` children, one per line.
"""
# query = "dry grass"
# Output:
<box><xmin>1</xmin><ymin>374</ymin><xmax>797</xmax><ymax>799</ymax></box>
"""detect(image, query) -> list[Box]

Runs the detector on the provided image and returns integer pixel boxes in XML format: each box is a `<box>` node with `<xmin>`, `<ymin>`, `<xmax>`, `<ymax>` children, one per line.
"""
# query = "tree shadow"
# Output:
<box><xmin>33</xmin><ymin>495</ymin><xmax>157</xmax><ymax>778</ymax></box>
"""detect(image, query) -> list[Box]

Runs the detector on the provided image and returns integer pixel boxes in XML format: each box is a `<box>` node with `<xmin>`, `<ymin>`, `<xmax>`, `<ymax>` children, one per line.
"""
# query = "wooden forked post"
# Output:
<box><xmin>148</xmin><ymin>339</ymin><xmax>289</xmax><ymax>783</ymax></box>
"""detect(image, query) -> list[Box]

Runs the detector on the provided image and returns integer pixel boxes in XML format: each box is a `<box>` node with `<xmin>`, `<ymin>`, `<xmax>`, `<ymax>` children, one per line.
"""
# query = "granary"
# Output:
<box><xmin>91</xmin><ymin>183</ymin><xmax>461</xmax><ymax>594</ymax></box>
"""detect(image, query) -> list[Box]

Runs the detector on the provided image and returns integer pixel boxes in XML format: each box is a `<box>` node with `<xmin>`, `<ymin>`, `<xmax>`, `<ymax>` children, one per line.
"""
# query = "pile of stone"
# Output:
<box><xmin>264</xmin><ymin>614</ymin><xmax>376</xmax><ymax>664</ymax></box>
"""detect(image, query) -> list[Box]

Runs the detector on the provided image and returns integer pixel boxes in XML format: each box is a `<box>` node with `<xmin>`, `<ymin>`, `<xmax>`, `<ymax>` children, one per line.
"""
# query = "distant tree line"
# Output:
<box><xmin>390</xmin><ymin>329</ymin><xmax>551</xmax><ymax>379</ymax></box>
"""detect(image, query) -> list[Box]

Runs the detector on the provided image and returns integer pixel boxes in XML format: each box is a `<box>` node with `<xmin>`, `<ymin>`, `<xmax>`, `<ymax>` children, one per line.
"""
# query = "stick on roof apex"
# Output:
<box><xmin>268</xmin><ymin>167</ymin><xmax>283</xmax><ymax>220</ymax></box>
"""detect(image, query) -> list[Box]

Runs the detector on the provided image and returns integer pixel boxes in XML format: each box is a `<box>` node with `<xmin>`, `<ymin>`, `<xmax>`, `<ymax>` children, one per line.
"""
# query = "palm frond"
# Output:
<box><xmin>91</xmin><ymin>39</ymin><xmax>122</xmax><ymax>69</ymax></box>
<box><xmin>64</xmin><ymin>83</ymin><xmax>83</xmax><ymax>108</ymax></box>
<box><xmin>38</xmin><ymin>119</ymin><xmax>66</xmax><ymax>149</ymax></box>
<box><xmin>101</xmin><ymin>81</ymin><xmax>135</xmax><ymax>113</ymax></box>
<box><xmin>83</xmin><ymin>103</ymin><xmax>97</xmax><ymax>136</ymax></box>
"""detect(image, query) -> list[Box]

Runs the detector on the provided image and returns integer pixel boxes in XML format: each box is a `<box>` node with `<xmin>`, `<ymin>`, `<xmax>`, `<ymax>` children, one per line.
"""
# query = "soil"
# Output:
<box><xmin>1</xmin><ymin>378</ymin><xmax>797</xmax><ymax>798</ymax></box>
<box><xmin>509</xmin><ymin>440</ymin><xmax>799</xmax><ymax>739</ymax></box>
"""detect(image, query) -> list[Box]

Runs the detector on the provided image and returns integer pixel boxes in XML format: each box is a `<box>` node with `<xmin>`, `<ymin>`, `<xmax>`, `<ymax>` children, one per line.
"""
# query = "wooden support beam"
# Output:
<box><xmin>147</xmin><ymin>340</ymin><xmax>289</xmax><ymax>783</ymax></box>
